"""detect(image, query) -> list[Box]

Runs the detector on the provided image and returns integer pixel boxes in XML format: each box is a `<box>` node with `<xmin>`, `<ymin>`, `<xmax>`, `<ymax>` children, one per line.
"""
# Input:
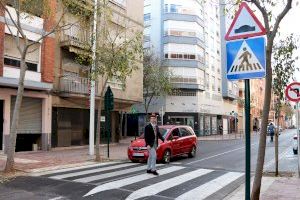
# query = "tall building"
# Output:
<box><xmin>0</xmin><ymin>0</ymin><xmax>143</xmax><ymax>151</ymax></box>
<box><xmin>142</xmin><ymin>0</ymin><xmax>238</xmax><ymax>136</ymax></box>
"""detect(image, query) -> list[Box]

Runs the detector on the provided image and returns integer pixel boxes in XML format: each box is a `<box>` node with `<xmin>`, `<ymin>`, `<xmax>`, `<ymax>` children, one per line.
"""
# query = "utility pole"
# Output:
<box><xmin>89</xmin><ymin>0</ymin><xmax>98</xmax><ymax>156</ymax></box>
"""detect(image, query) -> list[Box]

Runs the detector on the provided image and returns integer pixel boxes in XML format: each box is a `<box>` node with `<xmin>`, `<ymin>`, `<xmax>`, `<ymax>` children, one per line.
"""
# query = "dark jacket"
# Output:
<box><xmin>268</xmin><ymin>124</ymin><xmax>275</xmax><ymax>136</ymax></box>
<box><xmin>144</xmin><ymin>123</ymin><xmax>164</xmax><ymax>148</ymax></box>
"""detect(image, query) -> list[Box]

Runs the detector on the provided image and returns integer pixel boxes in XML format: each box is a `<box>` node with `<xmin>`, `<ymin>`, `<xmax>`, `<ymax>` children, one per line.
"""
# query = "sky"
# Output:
<box><xmin>280</xmin><ymin>2</ymin><xmax>300</xmax><ymax>81</ymax></box>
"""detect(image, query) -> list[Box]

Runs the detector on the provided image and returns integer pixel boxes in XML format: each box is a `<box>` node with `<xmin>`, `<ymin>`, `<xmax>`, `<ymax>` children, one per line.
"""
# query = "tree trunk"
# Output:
<box><xmin>275</xmin><ymin>109</ymin><xmax>280</xmax><ymax>176</ymax></box>
<box><xmin>5</xmin><ymin>55</ymin><xmax>27</xmax><ymax>172</ymax></box>
<box><xmin>251</xmin><ymin>42</ymin><xmax>273</xmax><ymax>200</ymax></box>
<box><xmin>95</xmin><ymin>99</ymin><xmax>102</xmax><ymax>162</ymax></box>
<box><xmin>95</xmin><ymin>78</ymin><xmax>108</xmax><ymax>161</ymax></box>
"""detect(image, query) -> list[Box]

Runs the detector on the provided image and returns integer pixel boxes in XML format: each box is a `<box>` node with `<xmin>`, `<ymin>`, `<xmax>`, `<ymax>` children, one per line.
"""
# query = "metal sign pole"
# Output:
<box><xmin>245</xmin><ymin>79</ymin><xmax>251</xmax><ymax>200</ymax></box>
<box><xmin>297</xmin><ymin>102</ymin><xmax>300</xmax><ymax>177</ymax></box>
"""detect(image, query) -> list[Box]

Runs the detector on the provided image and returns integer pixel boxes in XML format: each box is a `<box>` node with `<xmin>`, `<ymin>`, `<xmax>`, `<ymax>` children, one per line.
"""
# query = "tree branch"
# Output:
<box><xmin>250</xmin><ymin>0</ymin><xmax>270</xmax><ymax>35</ymax></box>
<box><xmin>270</xmin><ymin>0</ymin><xmax>292</xmax><ymax>41</ymax></box>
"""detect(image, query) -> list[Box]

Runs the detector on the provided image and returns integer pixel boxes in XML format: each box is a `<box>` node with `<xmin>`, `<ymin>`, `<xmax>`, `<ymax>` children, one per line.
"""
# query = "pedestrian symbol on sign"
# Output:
<box><xmin>228</xmin><ymin>41</ymin><xmax>263</xmax><ymax>74</ymax></box>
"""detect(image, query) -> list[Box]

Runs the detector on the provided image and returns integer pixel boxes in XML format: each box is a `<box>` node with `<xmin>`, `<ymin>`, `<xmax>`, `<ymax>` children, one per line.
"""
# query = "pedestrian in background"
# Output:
<box><xmin>268</xmin><ymin>122</ymin><xmax>275</xmax><ymax>142</ymax></box>
<box><xmin>144</xmin><ymin>113</ymin><xmax>164</xmax><ymax>175</ymax></box>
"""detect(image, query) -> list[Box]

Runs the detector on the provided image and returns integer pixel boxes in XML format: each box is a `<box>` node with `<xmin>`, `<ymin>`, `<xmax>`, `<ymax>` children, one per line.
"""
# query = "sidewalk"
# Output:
<box><xmin>0</xmin><ymin>137</ymin><xmax>134</xmax><ymax>173</ymax></box>
<box><xmin>225</xmin><ymin>176</ymin><xmax>300</xmax><ymax>200</ymax></box>
<box><xmin>198</xmin><ymin>131</ymin><xmax>259</xmax><ymax>140</ymax></box>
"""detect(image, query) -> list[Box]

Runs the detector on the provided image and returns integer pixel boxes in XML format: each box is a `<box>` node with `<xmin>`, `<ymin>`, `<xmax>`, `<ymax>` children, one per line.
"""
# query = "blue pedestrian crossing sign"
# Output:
<box><xmin>226</xmin><ymin>36</ymin><xmax>266</xmax><ymax>80</ymax></box>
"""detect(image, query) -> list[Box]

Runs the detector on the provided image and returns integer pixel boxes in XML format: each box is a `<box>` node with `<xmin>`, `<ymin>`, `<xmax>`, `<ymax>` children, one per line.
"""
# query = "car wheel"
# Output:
<box><xmin>293</xmin><ymin>149</ymin><xmax>298</xmax><ymax>155</ymax></box>
<box><xmin>162</xmin><ymin>150</ymin><xmax>171</xmax><ymax>164</ymax></box>
<box><xmin>188</xmin><ymin>146</ymin><xmax>196</xmax><ymax>158</ymax></box>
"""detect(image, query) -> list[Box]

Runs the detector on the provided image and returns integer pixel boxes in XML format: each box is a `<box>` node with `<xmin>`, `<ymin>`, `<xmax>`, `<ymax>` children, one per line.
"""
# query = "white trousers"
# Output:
<box><xmin>147</xmin><ymin>147</ymin><xmax>157</xmax><ymax>171</ymax></box>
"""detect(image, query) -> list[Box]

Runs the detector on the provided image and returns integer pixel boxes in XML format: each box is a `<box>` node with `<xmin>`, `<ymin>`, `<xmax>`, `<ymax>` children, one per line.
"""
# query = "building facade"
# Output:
<box><xmin>51</xmin><ymin>0</ymin><xmax>144</xmax><ymax>148</ymax></box>
<box><xmin>0</xmin><ymin>0</ymin><xmax>143</xmax><ymax>151</ymax></box>
<box><xmin>0</xmin><ymin>3</ymin><xmax>54</xmax><ymax>151</ymax></box>
<box><xmin>140</xmin><ymin>0</ymin><xmax>238</xmax><ymax>136</ymax></box>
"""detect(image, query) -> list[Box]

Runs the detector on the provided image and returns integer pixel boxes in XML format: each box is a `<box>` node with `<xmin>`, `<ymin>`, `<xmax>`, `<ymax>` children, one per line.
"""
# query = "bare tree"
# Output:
<box><xmin>0</xmin><ymin>0</ymin><xmax>81</xmax><ymax>173</ymax></box>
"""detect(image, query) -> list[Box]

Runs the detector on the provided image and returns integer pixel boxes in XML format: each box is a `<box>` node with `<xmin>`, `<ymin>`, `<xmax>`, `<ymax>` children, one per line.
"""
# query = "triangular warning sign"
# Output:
<box><xmin>225</xmin><ymin>2</ymin><xmax>266</xmax><ymax>41</ymax></box>
<box><xmin>227</xmin><ymin>41</ymin><xmax>264</xmax><ymax>75</ymax></box>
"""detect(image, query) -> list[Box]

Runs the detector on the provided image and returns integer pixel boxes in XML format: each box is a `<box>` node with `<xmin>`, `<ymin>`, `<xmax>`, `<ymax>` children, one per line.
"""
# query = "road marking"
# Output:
<box><xmin>74</xmin><ymin>164</ymin><xmax>163</xmax><ymax>183</ymax></box>
<box><xmin>48</xmin><ymin>197</ymin><xmax>64</xmax><ymax>200</ymax></box>
<box><xmin>32</xmin><ymin>162</ymin><xmax>119</xmax><ymax>176</ymax></box>
<box><xmin>186</xmin><ymin>143</ymin><xmax>257</xmax><ymax>165</ymax></box>
<box><xmin>84</xmin><ymin>166</ymin><xmax>185</xmax><ymax>197</ymax></box>
<box><xmin>125</xmin><ymin>168</ymin><xmax>213</xmax><ymax>200</ymax></box>
<box><xmin>175</xmin><ymin>172</ymin><xmax>243</xmax><ymax>200</ymax></box>
<box><xmin>50</xmin><ymin>163</ymin><xmax>138</xmax><ymax>180</ymax></box>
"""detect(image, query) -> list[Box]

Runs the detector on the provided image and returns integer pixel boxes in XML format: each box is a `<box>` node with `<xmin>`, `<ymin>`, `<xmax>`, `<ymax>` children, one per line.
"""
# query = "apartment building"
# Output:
<box><xmin>0</xmin><ymin>0</ymin><xmax>143</xmax><ymax>151</ymax></box>
<box><xmin>0</xmin><ymin>2</ymin><xmax>54</xmax><ymax>151</ymax></box>
<box><xmin>140</xmin><ymin>0</ymin><xmax>238</xmax><ymax>136</ymax></box>
<box><xmin>51</xmin><ymin>0</ymin><xmax>143</xmax><ymax>148</ymax></box>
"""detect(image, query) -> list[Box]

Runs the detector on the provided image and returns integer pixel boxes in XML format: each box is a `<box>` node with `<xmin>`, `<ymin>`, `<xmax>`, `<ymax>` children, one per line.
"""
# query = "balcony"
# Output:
<box><xmin>171</xmin><ymin>76</ymin><xmax>205</xmax><ymax>91</ymax></box>
<box><xmin>59</xmin><ymin>76</ymin><xmax>99</xmax><ymax>97</ymax></box>
<box><xmin>60</xmin><ymin>24</ymin><xmax>91</xmax><ymax>52</ymax></box>
<box><xmin>163</xmin><ymin>59</ymin><xmax>205</xmax><ymax>70</ymax></box>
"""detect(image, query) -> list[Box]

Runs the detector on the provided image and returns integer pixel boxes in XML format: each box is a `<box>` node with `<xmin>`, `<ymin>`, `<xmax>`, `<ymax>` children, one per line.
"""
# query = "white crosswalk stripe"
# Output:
<box><xmin>84</xmin><ymin>166</ymin><xmax>185</xmax><ymax>197</ymax></box>
<box><xmin>125</xmin><ymin>168</ymin><xmax>213</xmax><ymax>200</ymax></box>
<box><xmin>73</xmin><ymin>164</ymin><xmax>163</xmax><ymax>183</ymax></box>
<box><xmin>49</xmin><ymin>163</ymin><xmax>137</xmax><ymax>180</ymax></box>
<box><xmin>32</xmin><ymin>162</ymin><xmax>245</xmax><ymax>200</ymax></box>
<box><xmin>175</xmin><ymin>172</ymin><xmax>244</xmax><ymax>200</ymax></box>
<box><xmin>31</xmin><ymin>162</ymin><xmax>119</xmax><ymax>177</ymax></box>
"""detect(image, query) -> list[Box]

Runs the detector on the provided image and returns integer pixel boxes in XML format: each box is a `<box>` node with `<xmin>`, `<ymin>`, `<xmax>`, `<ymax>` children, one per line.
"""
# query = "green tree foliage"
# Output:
<box><xmin>143</xmin><ymin>51</ymin><xmax>174</xmax><ymax>115</ymax></box>
<box><xmin>273</xmin><ymin>34</ymin><xmax>299</xmax><ymax>101</ymax></box>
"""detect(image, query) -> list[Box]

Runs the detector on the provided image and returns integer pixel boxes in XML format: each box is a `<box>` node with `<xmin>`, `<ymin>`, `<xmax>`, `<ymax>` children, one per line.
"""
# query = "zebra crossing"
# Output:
<box><xmin>31</xmin><ymin>161</ymin><xmax>244</xmax><ymax>200</ymax></box>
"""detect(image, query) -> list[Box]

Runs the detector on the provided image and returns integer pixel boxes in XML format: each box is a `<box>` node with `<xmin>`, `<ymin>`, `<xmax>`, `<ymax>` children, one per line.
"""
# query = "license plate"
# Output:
<box><xmin>133</xmin><ymin>153</ymin><xmax>144</xmax><ymax>157</ymax></box>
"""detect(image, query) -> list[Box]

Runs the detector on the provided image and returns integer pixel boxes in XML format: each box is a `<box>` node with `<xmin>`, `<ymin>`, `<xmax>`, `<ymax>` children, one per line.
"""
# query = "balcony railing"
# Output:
<box><xmin>60</xmin><ymin>24</ymin><xmax>91</xmax><ymax>48</ymax></box>
<box><xmin>60</xmin><ymin>76</ymin><xmax>99</xmax><ymax>95</ymax></box>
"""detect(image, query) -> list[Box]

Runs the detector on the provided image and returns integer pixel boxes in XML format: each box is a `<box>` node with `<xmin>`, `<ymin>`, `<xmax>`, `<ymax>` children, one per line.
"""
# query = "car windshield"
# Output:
<box><xmin>160</xmin><ymin>128</ymin><xmax>170</xmax><ymax>139</ymax></box>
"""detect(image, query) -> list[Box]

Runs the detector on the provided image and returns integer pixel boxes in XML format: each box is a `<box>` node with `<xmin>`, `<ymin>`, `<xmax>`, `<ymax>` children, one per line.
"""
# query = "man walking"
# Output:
<box><xmin>268</xmin><ymin>122</ymin><xmax>275</xmax><ymax>142</ymax></box>
<box><xmin>144</xmin><ymin>113</ymin><xmax>164</xmax><ymax>175</ymax></box>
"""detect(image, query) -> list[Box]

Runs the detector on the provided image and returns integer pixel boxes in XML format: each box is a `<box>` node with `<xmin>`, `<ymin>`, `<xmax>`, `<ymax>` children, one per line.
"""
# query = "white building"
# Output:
<box><xmin>140</xmin><ymin>0</ymin><xmax>239</xmax><ymax>136</ymax></box>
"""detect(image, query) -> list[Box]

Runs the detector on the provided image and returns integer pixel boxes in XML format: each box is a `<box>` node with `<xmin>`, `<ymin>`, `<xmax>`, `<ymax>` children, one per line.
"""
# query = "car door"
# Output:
<box><xmin>179</xmin><ymin>127</ymin><xmax>192</xmax><ymax>153</ymax></box>
<box><xmin>169</xmin><ymin>128</ymin><xmax>181</xmax><ymax>156</ymax></box>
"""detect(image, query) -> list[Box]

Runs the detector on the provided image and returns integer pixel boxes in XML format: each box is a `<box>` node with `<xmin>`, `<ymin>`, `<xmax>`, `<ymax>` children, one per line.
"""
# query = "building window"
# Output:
<box><xmin>170</xmin><ymin>89</ymin><xmax>196</xmax><ymax>96</ymax></box>
<box><xmin>205</xmin><ymin>73</ymin><xmax>209</xmax><ymax>89</ymax></box>
<box><xmin>170</xmin><ymin>4</ymin><xmax>180</xmax><ymax>13</ymax></box>
<box><xmin>212</xmin><ymin>76</ymin><xmax>215</xmax><ymax>91</ymax></box>
<box><xmin>144</xmin><ymin>13</ymin><xmax>151</xmax><ymax>21</ymax></box>
<box><xmin>165</xmin><ymin>52</ymin><xmax>203</xmax><ymax>61</ymax></box>
<box><xmin>4</xmin><ymin>57</ymin><xmax>38</xmax><ymax>72</ymax></box>
<box><xmin>218</xmin><ymin>78</ymin><xmax>221</xmax><ymax>93</ymax></box>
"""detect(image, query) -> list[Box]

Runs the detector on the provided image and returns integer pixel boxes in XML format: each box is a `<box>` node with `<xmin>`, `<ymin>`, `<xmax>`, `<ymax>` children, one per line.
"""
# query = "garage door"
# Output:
<box><xmin>11</xmin><ymin>96</ymin><xmax>42</xmax><ymax>134</ymax></box>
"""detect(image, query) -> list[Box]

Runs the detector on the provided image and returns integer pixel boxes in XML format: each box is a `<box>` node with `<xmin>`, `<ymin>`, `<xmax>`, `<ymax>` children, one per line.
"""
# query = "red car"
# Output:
<box><xmin>128</xmin><ymin>125</ymin><xmax>197</xmax><ymax>163</ymax></box>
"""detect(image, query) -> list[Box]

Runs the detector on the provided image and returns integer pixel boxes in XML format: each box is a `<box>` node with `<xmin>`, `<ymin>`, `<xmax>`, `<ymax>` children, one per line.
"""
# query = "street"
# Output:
<box><xmin>0</xmin><ymin>129</ymin><xmax>298</xmax><ymax>200</ymax></box>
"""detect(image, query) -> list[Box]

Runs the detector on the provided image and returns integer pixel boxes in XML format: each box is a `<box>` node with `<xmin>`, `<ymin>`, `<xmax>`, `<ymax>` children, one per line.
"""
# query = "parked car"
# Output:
<box><xmin>293</xmin><ymin>134</ymin><xmax>298</xmax><ymax>155</ymax></box>
<box><xmin>128</xmin><ymin>125</ymin><xmax>197</xmax><ymax>163</ymax></box>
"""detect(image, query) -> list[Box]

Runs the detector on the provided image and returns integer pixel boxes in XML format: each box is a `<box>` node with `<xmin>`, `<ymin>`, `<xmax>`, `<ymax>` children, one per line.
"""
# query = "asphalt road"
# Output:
<box><xmin>183</xmin><ymin>128</ymin><xmax>298</xmax><ymax>173</ymax></box>
<box><xmin>0</xmin><ymin>129</ymin><xmax>298</xmax><ymax>200</ymax></box>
